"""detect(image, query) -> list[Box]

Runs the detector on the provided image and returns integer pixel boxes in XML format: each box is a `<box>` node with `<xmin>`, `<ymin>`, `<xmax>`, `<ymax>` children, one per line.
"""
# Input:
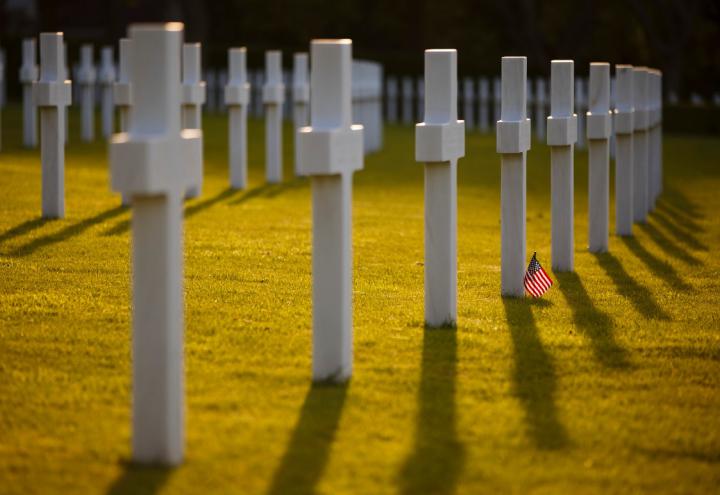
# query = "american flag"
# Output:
<box><xmin>524</xmin><ymin>252</ymin><xmax>553</xmax><ymax>297</ymax></box>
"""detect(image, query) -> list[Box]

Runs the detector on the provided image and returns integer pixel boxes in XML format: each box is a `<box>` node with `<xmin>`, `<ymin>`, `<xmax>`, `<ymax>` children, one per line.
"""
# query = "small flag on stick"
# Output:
<box><xmin>524</xmin><ymin>252</ymin><xmax>553</xmax><ymax>297</ymax></box>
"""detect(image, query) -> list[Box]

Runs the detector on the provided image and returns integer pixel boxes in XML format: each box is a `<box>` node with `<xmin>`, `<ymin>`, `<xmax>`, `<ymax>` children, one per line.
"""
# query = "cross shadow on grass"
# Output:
<box><xmin>619</xmin><ymin>236</ymin><xmax>693</xmax><ymax>292</ymax></box>
<box><xmin>659</xmin><ymin>187</ymin><xmax>704</xmax><ymax>220</ymax></box>
<box><xmin>105</xmin><ymin>460</ymin><xmax>173</xmax><ymax>495</ymax></box>
<box><xmin>399</xmin><ymin>326</ymin><xmax>465</xmax><ymax>495</ymax></box>
<box><xmin>10</xmin><ymin>206</ymin><xmax>126</xmax><ymax>257</ymax></box>
<box><xmin>592</xmin><ymin>252</ymin><xmax>670</xmax><ymax>320</ymax></box>
<box><xmin>503</xmin><ymin>297</ymin><xmax>569</xmax><ymax>450</ymax></box>
<box><xmin>0</xmin><ymin>217</ymin><xmax>51</xmax><ymax>246</ymax></box>
<box><xmin>636</xmin><ymin>221</ymin><xmax>702</xmax><ymax>266</ymax></box>
<box><xmin>651</xmin><ymin>209</ymin><xmax>707</xmax><ymax>252</ymax></box>
<box><xmin>266</xmin><ymin>382</ymin><xmax>348</xmax><ymax>495</ymax></box>
<box><xmin>555</xmin><ymin>272</ymin><xmax>631</xmax><ymax>370</ymax></box>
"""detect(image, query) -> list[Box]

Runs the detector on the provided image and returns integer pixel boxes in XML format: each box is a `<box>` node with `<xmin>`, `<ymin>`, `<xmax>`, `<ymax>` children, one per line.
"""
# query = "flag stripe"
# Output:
<box><xmin>524</xmin><ymin>254</ymin><xmax>553</xmax><ymax>297</ymax></box>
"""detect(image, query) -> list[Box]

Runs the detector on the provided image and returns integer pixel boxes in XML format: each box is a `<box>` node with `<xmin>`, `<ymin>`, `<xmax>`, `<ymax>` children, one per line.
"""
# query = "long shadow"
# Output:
<box><xmin>656</xmin><ymin>200</ymin><xmax>704</xmax><ymax>233</ymax></box>
<box><xmin>229</xmin><ymin>179</ymin><xmax>308</xmax><ymax>206</ymax></box>
<box><xmin>593</xmin><ymin>252</ymin><xmax>670</xmax><ymax>320</ymax></box>
<box><xmin>660</xmin><ymin>188</ymin><xmax>704</xmax><ymax>219</ymax></box>
<box><xmin>399</xmin><ymin>327</ymin><xmax>465</xmax><ymax>495</ymax></box>
<box><xmin>106</xmin><ymin>461</ymin><xmax>173</xmax><ymax>495</ymax></box>
<box><xmin>10</xmin><ymin>206</ymin><xmax>126</xmax><ymax>257</ymax></box>
<box><xmin>619</xmin><ymin>236</ymin><xmax>692</xmax><ymax>292</ymax></box>
<box><xmin>266</xmin><ymin>383</ymin><xmax>348</xmax><ymax>495</ymax></box>
<box><xmin>503</xmin><ymin>298</ymin><xmax>568</xmax><ymax>450</ymax></box>
<box><xmin>0</xmin><ymin>217</ymin><xmax>51</xmax><ymax>245</ymax></box>
<box><xmin>636</xmin><ymin>221</ymin><xmax>702</xmax><ymax>266</ymax></box>
<box><xmin>651</xmin><ymin>209</ymin><xmax>707</xmax><ymax>252</ymax></box>
<box><xmin>555</xmin><ymin>273</ymin><xmax>631</xmax><ymax>370</ymax></box>
<box><xmin>102</xmin><ymin>186</ymin><xmax>243</xmax><ymax>236</ymax></box>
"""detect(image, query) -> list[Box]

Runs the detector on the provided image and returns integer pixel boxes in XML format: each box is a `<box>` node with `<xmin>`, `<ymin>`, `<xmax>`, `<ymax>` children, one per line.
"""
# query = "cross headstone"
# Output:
<box><xmin>263</xmin><ymin>51</ymin><xmax>285</xmax><ymax>183</ymax></box>
<box><xmin>402</xmin><ymin>76</ymin><xmax>414</xmax><ymax>124</ymax></box>
<box><xmin>386</xmin><ymin>76</ymin><xmax>399</xmax><ymax>123</ymax></box>
<box><xmin>292</xmin><ymin>52</ymin><xmax>310</xmax><ymax>176</ymax></box>
<box><xmin>225</xmin><ymin>47</ymin><xmax>251</xmax><ymax>189</ymax></box>
<box><xmin>632</xmin><ymin>67</ymin><xmax>649</xmax><ymax>223</ymax></box>
<box><xmin>534</xmin><ymin>77</ymin><xmax>546</xmax><ymax>140</ymax></box>
<box><xmin>609</xmin><ymin>75</ymin><xmax>617</xmax><ymax>160</ymax></box>
<box><xmin>586</xmin><ymin>62</ymin><xmax>611</xmax><ymax>253</ymax></box>
<box><xmin>614</xmin><ymin>64</ymin><xmax>634</xmax><ymax>236</ymax></box>
<box><xmin>181</xmin><ymin>43</ymin><xmax>206</xmax><ymax>198</ymax></box>
<box><xmin>252</xmin><ymin>70</ymin><xmax>264</xmax><ymax>117</ymax></box>
<box><xmin>109</xmin><ymin>22</ymin><xmax>202</xmax><ymax>466</ymax></box>
<box><xmin>77</xmin><ymin>44</ymin><xmax>96</xmax><ymax>142</ymax></box>
<box><xmin>463</xmin><ymin>77</ymin><xmax>475</xmax><ymax>130</ymax></box>
<box><xmin>20</xmin><ymin>38</ymin><xmax>39</xmax><ymax>148</ymax></box>
<box><xmin>497</xmin><ymin>57</ymin><xmax>531</xmax><ymax>297</ymax></box>
<box><xmin>547</xmin><ymin>60</ymin><xmax>577</xmax><ymax>272</ymax></box>
<box><xmin>575</xmin><ymin>77</ymin><xmax>587</xmax><ymax>150</ymax></box>
<box><xmin>655</xmin><ymin>70</ymin><xmax>663</xmax><ymax>199</ymax></box>
<box><xmin>478</xmin><ymin>77</ymin><xmax>490</xmax><ymax>133</ymax></box>
<box><xmin>298</xmin><ymin>39</ymin><xmax>363</xmax><ymax>382</ymax></box>
<box><xmin>34</xmin><ymin>32</ymin><xmax>71</xmax><ymax>218</ymax></box>
<box><xmin>98</xmin><ymin>46</ymin><xmax>116</xmax><ymax>138</ymax></box>
<box><xmin>416</xmin><ymin>49</ymin><xmax>465</xmax><ymax>327</ymax></box>
<box><xmin>113</xmin><ymin>38</ymin><xmax>132</xmax><ymax>206</ymax></box>
<box><xmin>369</xmin><ymin>62</ymin><xmax>384</xmax><ymax>151</ymax></box>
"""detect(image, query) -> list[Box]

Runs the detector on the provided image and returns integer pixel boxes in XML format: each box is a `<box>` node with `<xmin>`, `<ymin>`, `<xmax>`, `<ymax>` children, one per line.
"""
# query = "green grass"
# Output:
<box><xmin>0</xmin><ymin>104</ymin><xmax>719</xmax><ymax>494</ymax></box>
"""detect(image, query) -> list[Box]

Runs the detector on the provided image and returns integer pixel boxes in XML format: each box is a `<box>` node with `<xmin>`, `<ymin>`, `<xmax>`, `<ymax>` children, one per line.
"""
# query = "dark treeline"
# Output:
<box><xmin>2</xmin><ymin>0</ymin><xmax>719</xmax><ymax>99</ymax></box>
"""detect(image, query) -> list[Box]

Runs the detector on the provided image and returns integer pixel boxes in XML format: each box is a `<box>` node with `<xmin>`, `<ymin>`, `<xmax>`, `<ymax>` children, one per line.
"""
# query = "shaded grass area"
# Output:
<box><xmin>0</xmin><ymin>104</ymin><xmax>719</xmax><ymax>494</ymax></box>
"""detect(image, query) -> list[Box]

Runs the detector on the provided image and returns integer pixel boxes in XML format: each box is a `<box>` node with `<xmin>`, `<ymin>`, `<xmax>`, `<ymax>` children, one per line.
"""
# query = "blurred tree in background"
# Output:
<box><xmin>1</xmin><ymin>0</ymin><xmax>718</xmax><ymax>99</ymax></box>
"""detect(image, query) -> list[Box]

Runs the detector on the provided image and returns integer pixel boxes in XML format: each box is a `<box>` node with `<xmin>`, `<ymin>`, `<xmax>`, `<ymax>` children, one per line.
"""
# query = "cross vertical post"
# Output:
<box><xmin>497</xmin><ymin>57</ymin><xmax>531</xmax><ymax>297</ymax></box>
<box><xmin>109</xmin><ymin>22</ymin><xmax>202</xmax><ymax>466</ymax></box>
<box><xmin>77</xmin><ymin>44</ymin><xmax>96</xmax><ymax>142</ymax></box>
<box><xmin>181</xmin><ymin>42</ymin><xmax>206</xmax><ymax>198</ymax></box>
<box><xmin>263</xmin><ymin>51</ymin><xmax>285</xmax><ymax>184</ymax></box>
<box><xmin>547</xmin><ymin>60</ymin><xmax>576</xmax><ymax>272</ymax></box>
<box><xmin>98</xmin><ymin>46</ymin><xmax>116</xmax><ymax>138</ymax></box>
<box><xmin>34</xmin><ymin>32</ymin><xmax>71</xmax><ymax>219</ymax></box>
<box><xmin>614</xmin><ymin>65</ymin><xmax>634</xmax><ymax>236</ymax></box>
<box><xmin>298</xmin><ymin>39</ymin><xmax>363</xmax><ymax>382</ymax></box>
<box><xmin>225</xmin><ymin>47</ymin><xmax>250</xmax><ymax>189</ymax></box>
<box><xmin>632</xmin><ymin>67</ymin><xmax>649</xmax><ymax>223</ymax></box>
<box><xmin>20</xmin><ymin>38</ymin><xmax>39</xmax><ymax>148</ymax></box>
<box><xmin>292</xmin><ymin>52</ymin><xmax>310</xmax><ymax>176</ymax></box>
<box><xmin>587</xmin><ymin>62</ymin><xmax>612</xmax><ymax>253</ymax></box>
<box><xmin>416</xmin><ymin>49</ymin><xmax>465</xmax><ymax>327</ymax></box>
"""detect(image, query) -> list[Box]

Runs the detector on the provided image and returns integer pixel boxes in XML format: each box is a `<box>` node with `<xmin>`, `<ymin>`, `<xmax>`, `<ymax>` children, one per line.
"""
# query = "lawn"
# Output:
<box><xmin>0</xmin><ymin>104</ymin><xmax>718</xmax><ymax>495</ymax></box>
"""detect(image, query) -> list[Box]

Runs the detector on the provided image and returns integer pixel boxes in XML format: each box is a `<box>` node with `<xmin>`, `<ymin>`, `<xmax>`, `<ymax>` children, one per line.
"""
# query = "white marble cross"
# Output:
<box><xmin>586</xmin><ymin>62</ymin><xmax>612</xmax><ymax>253</ymax></box>
<box><xmin>109</xmin><ymin>22</ymin><xmax>202</xmax><ymax>466</ymax></box>
<box><xmin>263</xmin><ymin>51</ymin><xmax>285</xmax><ymax>183</ymax></box>
<box><xmin>497</xmin><ymin>57</ymin><xmax>531</xmax><ymax>297</ymax></box>
<box><xmin>632</xmin><ymin>67</ymin><xmax>649</xmax><ymax>223</ymax></box>
<box><xmin>77</xmin><ymin>44</ymin><xmax>96</xmax><ymax>142</ymax></box>
<box><xmin>20</xmin><ymin>38</ymin><xmax>39</xmax><ymax>148</ymax></box>
<box><xmin>98</xmin><ymin>46</ymin><xmax>116</xmax><ymax>138</ymax></box>
<box><xmin>292</xmin><ymin>52</ymin><xmax>310</xmax><ymax>176</ymax></box>
<box><xmin>416</xmin><ymin>49</ymin><xmax>465</xmax><ymax>327</ymax></box>
<box><xmin>298</xmin><ymin>39</ymin><xmax>363</xmax><ymax>382</ymax></box>
<box><xmin>113</xmin><ymin>38</ymin><xmax>132</xmax><ymax>206</ymax></box>
<box><xmin>463</xmin><ymin>77</ymin><xmax>475</xmax><ymax>130</ymax></box>
<box><xmin>575</xmin><ymin>77</ymin><xmax>586</xmax><ymax>150</ymax></box>
<box><xmin>181</xmin><ymin>42</ymin><xmax>206</xmax><ymax>198</ymax></box>
<box><xmin>34</xmin><ymin>32</ymin><xmax>71</xmax><ymax>218</ymax></box>
<box><xmin>614</xmin><ymin>64</ymin><xmax>634</xmax><ymax>236</ymax></box>
<box><xmin>225</xmin><ymin>47</ymin><xmax>251</xmax><ymax>189</ymax></box>
<box><xmin>547</xmin><ymin>60</ymin><xmax>577</xmax><ymax>272</ymax></box>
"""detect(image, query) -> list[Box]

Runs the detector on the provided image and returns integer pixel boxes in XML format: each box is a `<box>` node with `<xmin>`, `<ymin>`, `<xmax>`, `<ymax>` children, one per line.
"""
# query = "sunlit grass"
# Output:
<box><xmin>0</xmin><ymin>104</ymin><xmax>718</xmax><ymax>494</ymax></box>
